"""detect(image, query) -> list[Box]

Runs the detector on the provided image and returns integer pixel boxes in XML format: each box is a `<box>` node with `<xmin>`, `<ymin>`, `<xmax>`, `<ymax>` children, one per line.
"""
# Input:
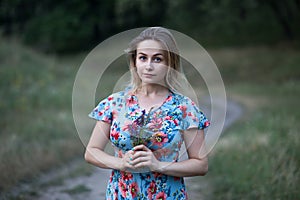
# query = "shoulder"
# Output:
<box><xmin>107</xmin><ymin>87</ymin><xmax>134</xmax><ymax>100</ymax></box>
<box><xmin>171</xmin><ymin>92</ymin><xmax>196</xmax><ymax>106</ymax></box>
<box><xmin>101</xmin><ymin>90</ymin><xmax>129</xmax><ymax>103</ymax></box>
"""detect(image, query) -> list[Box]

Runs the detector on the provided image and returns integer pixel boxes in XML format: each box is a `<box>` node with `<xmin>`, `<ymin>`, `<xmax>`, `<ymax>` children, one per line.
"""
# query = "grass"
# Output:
<box><xmin>1</xmin><ymin>36</ymin><xmax>299</xmax><ymax>199</ymax></box>
<box><xmin>0</xmin><ymin>38</ymin><xmax>85</xmax><ymax>192</ymax></box>
<box><xmin>210</xmin><ymin>45</ymin><xmax>300</xmax><ymax>84</ymax></box>
<box><xmin>210</xmin><ymin>83</ymin><xmax>299</xmax><ymax>199</ymax></box>
<box><xmin>0</xmin><ymin>37</ymin><xmax>124</xmax><ymax>196</ymax></box>
<box><xmin>205</xmin><ymin>46</ymin><xmax>300</xmax><ymax>199</ymax></box>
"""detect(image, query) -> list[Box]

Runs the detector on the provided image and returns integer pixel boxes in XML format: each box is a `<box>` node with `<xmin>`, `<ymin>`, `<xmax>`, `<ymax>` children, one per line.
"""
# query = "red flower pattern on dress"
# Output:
<box><xmin>121</xmin><ymin>171</ymin><xmax>133</xmax><ymax>181</ymax></box>
<box><xmin>165</xmin><ymin>115</ymin><xmax>172</xmax><ymax>120</ymax></box>
<box><xmin>98</xmin><ymin>110</ymin><xmax>103</xmax><ymax>116</ymax></box>
<box><xmin>155</xmin><ymin>191</ymin><xmax>167</xmax><ymax>200</ymax></box>
<box><xmin>108</xmin><ymin>96</ymin><xmax>114</xmax><ymax>101</ymax></box>
<box><xmin>147</xmin><ymin>181</ymin><xmax>157</xmax><ymax>199</ymax></box>
<box><xmin>179</xmin><ymin>105</ymin><xmax>188</xmax><ymax>118</ymax></box>
<box><xmin>174</xmin><ymin>119</ymin><xmax>179</xmax><ymax>126</ymax></box>
<box><xmin>118</xmin><ymin>180</ymin><xmax>127</xmax><ymax>198</ymax></box>
<box><xmin>104</xmin><ymin>105</ymin><xmax>110</xmax><ymax>111</ymax></box>
<box><xmin>148</xmin><ymin>117</ymin><xmax>163</xmax><ymax>130</ymax></box>
<box><xmin>129</xmin><ymin>182</ymin><xmax>139</xmax><ymax>198</ymax></box>
<box><xmin>204</xmin><ymin>121</ymin><xmax>210</xmax><ymax>127</ymax></box>
<box><xmin>151</xmin><ymin>132</ymin><xmax>168</xmax><ymax>147</ymax></box>
<box><xmin>103</xmin><ymin>116</ymin><xmax>110</xmax><ymax>122</ymax></box>
<box><xmin>111</xmin><ymin>129</ymin><xmax>119</xmax><ymax>140</ymax></box>
<box><xmin>165</xmin><ymin>95</ymin><xmax>172</xmax><ymax>102</ymax></box>
<box><xmin>126</xmin><ymin>95</ymin><xmax>138</xmax><ymax>107</ymax></box>
<box><xmin>109</xmin><ymin>171</ymin><xmax>115</xmax><ymax>183</ymax></box>
<box><xmin>113</xmin><ymin>191</ymin><xmax>118</xmax><ymax>200</ymax></box>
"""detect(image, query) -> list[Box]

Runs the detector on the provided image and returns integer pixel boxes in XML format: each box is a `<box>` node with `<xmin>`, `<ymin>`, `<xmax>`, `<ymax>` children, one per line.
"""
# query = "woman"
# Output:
<box><xmin>85</xmin><ymin>27</ymin><xmax>210</xmax><ymax>199</ymax></box>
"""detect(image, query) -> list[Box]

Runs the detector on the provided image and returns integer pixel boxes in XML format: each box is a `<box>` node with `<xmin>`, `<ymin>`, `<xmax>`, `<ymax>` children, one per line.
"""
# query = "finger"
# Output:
<box><xmin>126</xmin><ymin>160</ymin><xmax>134</xmax><ymax>167</ymax></box>
<box><xmin>125</xmin><ymin>160</ymin><xmax>136</xmax><ymax>169</ymax></box>
<box><xmin>124</xmin><ymin>150</ymin><xmax>134</xmax><ymax>160</ymax></box>
<box><xmin>131</xmin><ymin>156</ymin><xmax>149</xmax><ymax>166</ymax></box>
<box><xmin>125</xmin><ymin>150</ymin><xmax>135</xmax><ymax>156</ymax></box>
<box><xmin>132</xmin><ymin>145</ymin><xmax>150</xmax><ymax>152</ymax></box>
<box><xmin>122</xmin><ymin>151</ymin><xmax>136</xmax><ymax>167</ymax></box>
<box><xmin>134</xmin><ymin>160</ymin><xmax>151</xmax><ymax>168</ymax></box>
<box><xmin>131</xmin><ymin>151</ymin><xmax>149</xmax><ymax>159</ymax></box>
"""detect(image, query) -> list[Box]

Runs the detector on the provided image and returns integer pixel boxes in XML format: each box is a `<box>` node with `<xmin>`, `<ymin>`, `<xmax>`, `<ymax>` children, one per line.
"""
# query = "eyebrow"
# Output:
<box><xmin>137</xmin><ymin>52</ymin><xmax>164</xmax><ymax>56</ymax></box>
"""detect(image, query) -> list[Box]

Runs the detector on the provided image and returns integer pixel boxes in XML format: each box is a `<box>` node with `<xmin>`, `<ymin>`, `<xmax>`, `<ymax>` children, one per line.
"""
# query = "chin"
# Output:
<box><xmin>142</xmin><ymin>80</ymin><xmax>156</xmax><ymax>84</ymax></box>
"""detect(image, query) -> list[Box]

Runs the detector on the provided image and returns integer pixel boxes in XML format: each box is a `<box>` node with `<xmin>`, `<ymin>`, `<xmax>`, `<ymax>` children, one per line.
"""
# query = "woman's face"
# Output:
<box><xmin>135</xmin><ymin>40</ymin><xmax>168</xmax><ymax>86</ymax></box>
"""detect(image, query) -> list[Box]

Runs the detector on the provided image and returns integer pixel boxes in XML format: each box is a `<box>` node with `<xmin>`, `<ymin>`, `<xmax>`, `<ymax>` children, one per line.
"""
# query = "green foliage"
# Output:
<box><xmin>205</xmin><ymin>46</ymin><xmax>300</xmax><ymax>199</ymax></box>
<box><xmin>1</xmin><ymin>0</ymin><xmax>300</xmax><ymax>52</ymax></box>
<box><xmin>0</xmin><ymin>37</ymin><xmax>83</xmax><ymax>191</ymax></box>
<box><xmin>115</xmin><ymin>0</ymin><xmax>168</xmax><ymax>29</ymax></box>
<box><xmin>210</xmin><ymin>46</ymin><xmax>300</xmax><ymax>84</ymax></box>
<box><xmin>210</xmin><ymin>83</ymin><xmax>300</xmax><ymax>199</ymax></box>
<box><xmin>0</xmin><ymin>0</ymin><xmax>169</xmax><ymax>52</ymax></box>
<box><xmin>23</xmin><ymin>5</ymin><xmax>93</xmax><ymax>52</ymax></box>
<box><xmin>165</xmin><ymin>0</ymin><xmax>300</xmax><ymax>46</ymax></box>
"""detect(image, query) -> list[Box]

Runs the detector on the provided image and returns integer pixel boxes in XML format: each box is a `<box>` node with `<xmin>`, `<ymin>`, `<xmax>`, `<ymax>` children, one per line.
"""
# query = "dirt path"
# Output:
<box><xmin>8</xmin><ymin>97</ymin><xmax>243</xmax><ymax>200</ymax></box>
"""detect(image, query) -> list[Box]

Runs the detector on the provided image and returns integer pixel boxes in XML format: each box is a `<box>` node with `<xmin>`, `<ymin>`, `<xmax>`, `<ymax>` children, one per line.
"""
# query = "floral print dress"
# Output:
<box><xmin>89</xmin><ymin>90</ymin><xmax>210</xmax><ymax>200</ymax></box>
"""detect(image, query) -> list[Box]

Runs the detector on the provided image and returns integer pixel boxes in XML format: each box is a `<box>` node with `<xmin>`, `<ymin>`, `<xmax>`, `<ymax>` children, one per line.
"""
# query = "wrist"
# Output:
<box><xmin>108</xmin><ymin>157</ymin><xmax>123</xmax><ymax>171</ymax></box>
<box><xmin>117</xmin><ymin>157</ymin><xmax>125</xmax><ymax>171</ymax></box>
<box><xmin>154</xmin><ymin>161</ymin><xmax>165</xmax><ymax>173</ymax></box>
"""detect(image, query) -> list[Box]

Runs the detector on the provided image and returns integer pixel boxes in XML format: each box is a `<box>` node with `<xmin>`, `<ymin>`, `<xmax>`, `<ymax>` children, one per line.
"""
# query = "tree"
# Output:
<box><xmin>260</xmin><ymin>0</ymin><xmax>300</xmax><ymax>40</ymax></box>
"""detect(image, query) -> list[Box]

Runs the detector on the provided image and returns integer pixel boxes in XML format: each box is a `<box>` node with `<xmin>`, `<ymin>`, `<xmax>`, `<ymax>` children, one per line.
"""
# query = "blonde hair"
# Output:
<box><xmin>125</xmin><ymin>27</ymin><xmax>183</xmax><ymax>93</ymax></box>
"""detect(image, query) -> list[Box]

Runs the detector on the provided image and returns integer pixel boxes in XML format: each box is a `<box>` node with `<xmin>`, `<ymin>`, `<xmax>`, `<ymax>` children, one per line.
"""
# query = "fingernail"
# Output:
<box><xmin>129</xmin><ymin>157</ymin><xmax>133</xmax><ymax>161</ymax></box>
<box><xmin>132</xmin><ymin>147</ymin><xmax>135</xmax><ymax>151</ymax></box>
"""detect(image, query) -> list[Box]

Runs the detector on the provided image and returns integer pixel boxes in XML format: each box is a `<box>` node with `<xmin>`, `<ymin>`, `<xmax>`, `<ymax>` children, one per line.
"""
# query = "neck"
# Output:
<box><xmin>138</xmin><ymin>84</ymin><xmax>169</xmax><ymax>96</ymax></box>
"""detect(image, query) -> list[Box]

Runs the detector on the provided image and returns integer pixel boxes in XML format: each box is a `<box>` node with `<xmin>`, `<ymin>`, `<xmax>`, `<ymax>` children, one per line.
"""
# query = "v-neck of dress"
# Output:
<box><xmin>132</xmin><ymin>92</ymin><xmax>172</xmax><ymax>114</ymax></box>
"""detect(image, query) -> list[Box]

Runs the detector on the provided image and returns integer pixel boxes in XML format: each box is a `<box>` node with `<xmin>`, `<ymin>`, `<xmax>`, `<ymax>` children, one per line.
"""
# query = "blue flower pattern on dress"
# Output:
<box><xmin>89</xmin><ymin>91</ymin><xmax>210</xmax><ymax>200</ymax></box>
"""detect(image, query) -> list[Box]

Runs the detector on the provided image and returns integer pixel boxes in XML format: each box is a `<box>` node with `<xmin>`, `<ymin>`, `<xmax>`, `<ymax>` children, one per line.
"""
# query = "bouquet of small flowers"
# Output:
<box><xmin>126</xmin><ymin>108</ymin><xmax>168</xmax><ymax>148</ymax></box>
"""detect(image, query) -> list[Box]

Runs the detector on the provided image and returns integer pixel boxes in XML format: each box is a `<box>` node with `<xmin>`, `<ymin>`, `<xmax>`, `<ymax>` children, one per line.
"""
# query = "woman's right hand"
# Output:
<box><xmin>119</xmin><ymin>149</ymin><xmax>136</xmax><ymax>171</ymax></box>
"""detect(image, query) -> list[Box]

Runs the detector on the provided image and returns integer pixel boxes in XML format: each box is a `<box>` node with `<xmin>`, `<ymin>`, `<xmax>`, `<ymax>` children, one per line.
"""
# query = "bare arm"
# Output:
<box><xmin>131</xmin><ymin>128</ymin><xmax>208</xmax><ymax>177</ymax></box>
<box><xmin>84</xmin><ymin>121</ymin><xmax>134</xmax><ymax>171</ymax></box>
<box><xmin>157</xmin><ymin>128</ymin><xmax>208</xmax><ymax>177</ymax></box>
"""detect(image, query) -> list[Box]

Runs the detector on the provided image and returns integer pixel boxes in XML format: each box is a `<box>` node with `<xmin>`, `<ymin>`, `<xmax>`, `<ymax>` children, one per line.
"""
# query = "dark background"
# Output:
<box><xmin>1</xmin><ymin>0</ymin><xmax>299</xmax><ymax>53</ymax></box>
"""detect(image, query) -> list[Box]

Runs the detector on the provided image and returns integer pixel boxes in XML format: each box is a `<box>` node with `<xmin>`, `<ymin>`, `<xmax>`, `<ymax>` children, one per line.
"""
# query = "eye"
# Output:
<box><xmin>138</xmin><ymin>56</ymin><xmax>147</xmax><ymax>61</ymax></box>
<box><xmin>153</xmin><ymin>57</ymin><xmax>162</xmax><ymax>63</ymax></box>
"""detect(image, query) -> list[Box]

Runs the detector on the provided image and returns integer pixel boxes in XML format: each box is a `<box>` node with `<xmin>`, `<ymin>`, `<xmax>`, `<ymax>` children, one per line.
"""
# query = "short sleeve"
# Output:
<box><xmin>89</xmin><ymin>95</ymin><xmax>114</xmax><ymax>124</ymax></box>
<box><xmin>179</xmin><ymin>97</ymin><xmax>210</xmax><ymax>130</ymax></box>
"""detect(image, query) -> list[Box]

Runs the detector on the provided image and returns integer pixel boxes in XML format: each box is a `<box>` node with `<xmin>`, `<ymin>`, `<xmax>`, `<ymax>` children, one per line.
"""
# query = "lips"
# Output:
<box><xmin>143</xmin><ymin>73</ymin><xmax>155</xmax><ymax>77</ymax></box>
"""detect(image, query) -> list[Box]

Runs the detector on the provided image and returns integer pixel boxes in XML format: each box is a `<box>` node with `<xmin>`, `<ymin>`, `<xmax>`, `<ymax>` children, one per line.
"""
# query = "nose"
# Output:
<box><xmin>145</xmin><ymin>60</ymin><xmax>154</xmax><ymax>71</ymax></box>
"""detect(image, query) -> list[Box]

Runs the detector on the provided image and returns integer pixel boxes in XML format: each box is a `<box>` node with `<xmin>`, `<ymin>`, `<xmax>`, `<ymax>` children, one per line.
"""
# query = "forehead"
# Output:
<box><xmin>136</xmin><ymin>40</ymin><xmax>166</xmax><ymax>53</ymax></box>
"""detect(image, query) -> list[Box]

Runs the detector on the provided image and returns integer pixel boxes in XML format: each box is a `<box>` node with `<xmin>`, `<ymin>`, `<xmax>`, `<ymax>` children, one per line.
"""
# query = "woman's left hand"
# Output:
<box><xmin>130</xmin><ymin>145</ymin><xmax>160</xmax><ymax>171</ymax></box>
